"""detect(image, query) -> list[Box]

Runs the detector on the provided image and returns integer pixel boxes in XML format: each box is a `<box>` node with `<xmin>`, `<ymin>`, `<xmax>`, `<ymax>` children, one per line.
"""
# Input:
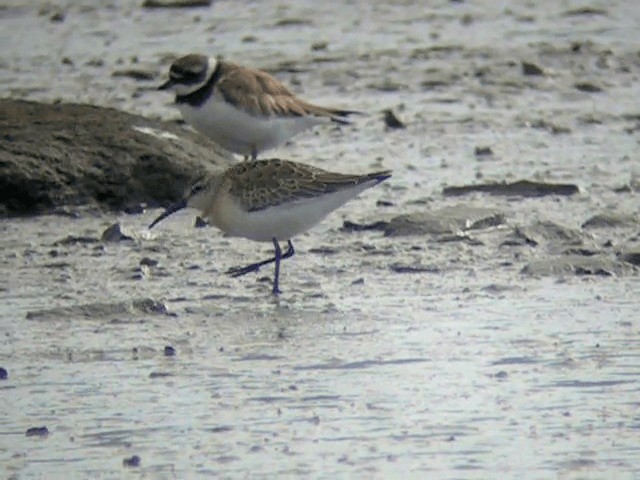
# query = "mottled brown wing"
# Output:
<box><xmin>227</xmin><ymin>160</ymin><xmax>390</xmax><ymax>212</ymax></box>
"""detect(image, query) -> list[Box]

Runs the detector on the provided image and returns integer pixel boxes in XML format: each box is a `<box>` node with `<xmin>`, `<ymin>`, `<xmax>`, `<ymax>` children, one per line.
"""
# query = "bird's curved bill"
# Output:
<box><xmin>149</xmin><ymin>198</ymin><xmax>188</xmax><ymax>229</ymax></box>
<box><xmin>158</xmin><ymin>79</ymin><xmax>174</xmax><ymax>90</ymax></box>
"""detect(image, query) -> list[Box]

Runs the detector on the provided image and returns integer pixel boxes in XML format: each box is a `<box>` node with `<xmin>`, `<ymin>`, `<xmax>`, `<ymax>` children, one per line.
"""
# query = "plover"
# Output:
<box><xmin>158</xmin><ymin>54</ymin><xmax>358</xmax><ymax>160</ymax></box>
<box><xmin>149</xmin><ymin>159</ymin><xmax>391</xmax><ymax>294</ymax></box>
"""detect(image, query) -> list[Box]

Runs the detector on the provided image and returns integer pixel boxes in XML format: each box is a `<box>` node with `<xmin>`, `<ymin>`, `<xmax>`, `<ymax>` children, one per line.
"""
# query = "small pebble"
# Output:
<box><xmin>122</xmin><ymin>455</ymin><xmax>141</xmax><ymax>468</ymax></box>
<box><xmin>383</xmin><ymin>109</ymin><xmax>406</xmax><ymax>129</ymax></box>
<box><xmin>164</xmin><ymin>345</ymin><xmax>176</xmax><ymax>357</ymax></box>
<box><xmin>50</xmin><ymin>11</ymin><xmax>65</xmax><ymax>23</ymax></box>
<box><xmin>140</xmin><ymin>257</ymin><xmax>159</xmax><ymax>267</ymax></box>
<box><xmin>0</xmin><ymin>367</ymin><xmax>7</xmax><ymax>380</ymax></box>
<box><xmin>574</xmin><ymin>82</ymin><xmax>603</xmax><ymax>93</ymax></box>
<box><xmin>521</xmin><ymin>61</ymin><xmax>545</xmax><ymax>76</ymax></box>
<box><xmin>101</xmin><ymin>223</ymin><xmax>133</xmax><ymax>242</ymax></box>
<box><xmin>26</xmin><ymin>426</ymin><xmax>49</xmax><ymax>437</ymax></box>
<box><xmin>474</xmin><ymin>146</ymin><xmax>493</xmax><ymax>157</ymax></box>
<box><xmin>311</xmin><ymin>41</ymin><xmax>328</xmax><ymax>51</ymax></box>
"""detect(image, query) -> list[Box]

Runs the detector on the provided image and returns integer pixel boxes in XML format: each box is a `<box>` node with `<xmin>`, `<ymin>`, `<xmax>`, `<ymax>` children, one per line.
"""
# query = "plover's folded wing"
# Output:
<box><xmin>216</xmin><ymin>64</ymin><xmax>359</xmax><ymax>121</ymax></box>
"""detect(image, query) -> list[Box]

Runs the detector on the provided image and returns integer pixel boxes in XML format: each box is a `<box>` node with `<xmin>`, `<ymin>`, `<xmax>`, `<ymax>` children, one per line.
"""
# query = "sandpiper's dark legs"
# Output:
<box><xmin>272</xmin><ymin>239</ymin><xmax>283</xmax><ymax>295</ymax></box>
<box><xmin>226</xmin><ymin>240</ymin><xmax>295</xmax><ymax>294</ymax></box>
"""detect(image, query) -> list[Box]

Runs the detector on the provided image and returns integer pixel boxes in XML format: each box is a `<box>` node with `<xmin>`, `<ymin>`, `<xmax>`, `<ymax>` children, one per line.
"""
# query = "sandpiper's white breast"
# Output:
<box><xmin>178</xmin><ymin>96</ymin><xmax>329</xmax><ymax>157</ymax></box>
<box><xmin>206</xmin><ymin>179</ymin><xmax>383</xmax><ymax>242</ymax></box>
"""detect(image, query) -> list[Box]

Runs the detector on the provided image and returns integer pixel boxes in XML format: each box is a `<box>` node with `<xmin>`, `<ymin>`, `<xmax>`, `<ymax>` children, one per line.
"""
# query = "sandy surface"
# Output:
<box><xmin>1</xmin><ymin>0</ymin><xmax>640</xmax><ymax>478</ymax></box>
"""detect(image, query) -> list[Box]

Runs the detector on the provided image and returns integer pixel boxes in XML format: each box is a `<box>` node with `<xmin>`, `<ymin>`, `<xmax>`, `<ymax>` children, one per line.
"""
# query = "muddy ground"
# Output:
<box><xmin>1</xmin><ymin>0</ymin><xmax>639</xmax><ymax>478</ymax></box>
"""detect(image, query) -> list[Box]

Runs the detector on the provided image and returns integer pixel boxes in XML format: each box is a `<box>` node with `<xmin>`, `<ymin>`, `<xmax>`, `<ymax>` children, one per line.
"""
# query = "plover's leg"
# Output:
<box><xmin>226</xmin><ymin>240</ymin><xmax>294</xmax><ymax>279</ymax></box>
<box><xmin>251</xmin><ymin>146</ymin><xmax>258</xmax><ymax>161</ymax></box>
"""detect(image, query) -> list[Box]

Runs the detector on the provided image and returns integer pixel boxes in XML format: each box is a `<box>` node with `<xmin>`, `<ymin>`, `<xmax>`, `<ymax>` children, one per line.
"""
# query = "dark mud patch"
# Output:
<box><xmin>443</xmin><ymin>180</ymin><xmax>579</xmax><ymax>198</ymax></box>
<box><xmin>383</xmin><ymin>206</ymin><xmax>505</xmax><ymax>237</ymax></box>
<box><xmin>294</xmin><ymin>358</ymin><xmax>429</xmax><ymax>371</ymax></box>
<box><xmin>510</xmin><ymin>221</ymin><xmax>583</xmax><ymax>247</ymax></box>
<box><xmin>521</xmin><ymin>255</ymin><xmax>635</xmax><ymax>277</ymax></box>
<box><xmin>25</xmin><ymin>298</ymin><xmax>174</xmax><ymax>321</ymax></box>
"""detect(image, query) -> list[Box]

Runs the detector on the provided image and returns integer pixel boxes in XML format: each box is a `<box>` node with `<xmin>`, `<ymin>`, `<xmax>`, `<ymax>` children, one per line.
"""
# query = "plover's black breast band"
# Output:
<box><xmin>175</xmin><ymin>62</ymin><xmax>224</xmax><ymax>108</ymax></box>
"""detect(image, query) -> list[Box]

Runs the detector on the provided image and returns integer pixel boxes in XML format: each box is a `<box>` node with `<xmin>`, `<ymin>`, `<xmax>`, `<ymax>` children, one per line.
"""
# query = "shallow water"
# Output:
<box><xmin>2</xmin><ymin>0</ymin><xmax>640</xmax><ymax>477</ymax></box>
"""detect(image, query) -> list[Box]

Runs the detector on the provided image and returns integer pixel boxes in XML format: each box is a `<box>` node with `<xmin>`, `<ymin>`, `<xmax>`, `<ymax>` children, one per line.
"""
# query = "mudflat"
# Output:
<box><xmin>1</xmin><ymin>0</ymin><xmax>639</xmax><ymax>477</ymax></box>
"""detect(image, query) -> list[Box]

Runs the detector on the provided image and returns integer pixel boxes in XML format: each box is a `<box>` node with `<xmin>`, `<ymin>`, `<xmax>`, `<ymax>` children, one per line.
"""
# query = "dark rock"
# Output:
<box><xmin>341</xmin><ymin>220</ymin><xmax>388</xmax><ymax>232</ymax></box>
<box><xmin>101</xmin><ymin>223</ymin><xmax>133</xmax><ymax>242</ymax></box>
<box><xmin>384</xmin><ymin>206</ymin><xmax>505</xmax><ymax>237</ymax></box>
<box><xmin>142</xmin><ymin>0</ymin><xmax>210</xmax><ymax>7</ymax></box>
<box><xmin>274</xmin><ymin>18</ymin><xmax>313</xmax><ymax>27</ymax></box>
<box><xmin>563</xmin><ymin>7</ymin><xmax>607</xmax><ymax>16</ymax></box>
<box><xmin>369</xmin><ymin>79</ymin><xmax>407</xmax><ymax>92</ymax></box>
<box><xmin>50</xmin><ymin>11</ymin><xmax>65</xmax><ymax>23</ymax></box>
<box><xmin>522</xmin><ymin>61</ymin><xmax>545</xmax><ymax>76</ymax></box>
<box><xmin>390</xmin><ymin>263</ymin><xmax>439</xmax><ymax>274</ymax></box>
<box><xmin>382</xmin><ymin>109</ymin><xmax>406</xmax><ymax>129</ymax></box>
<box><xmin>140</xmin><ymin>257</ymin><xmax>159</xmax><ymax>267</ymax></box>
<box><xmin>311</xmin><ymin>41</ymin><xmax>328</xmax><ymax>51</ymax></box>
<box><xmin>164</xmin><ymin>345</ymin><xmax>176</xmax><ymax>357</ymax></box>
<box><xmin>564</xmin><ymin>248</ymin><xmax>599</xmax><ymax>257</ymax></box>
<box><xmin>443</xmin><ymin>180</ymin><xmax>578</xmax><ymax>197</ymax></box>
<box><xmin>122</xmin><ymin>455</ymin><xmax>141</xmax><ymax>467</ymax></box>
<box><xmin>0</xmin><ymin>99</ymin><xmax>233</xmax><ymax>217</ymax></box>
<box><xmin>574</xmin><ymin>82</ymin><xmax>603</xmax><ymax>93</ymax></box>
<box><xmin>149</xmin><ymin>371</ymin><xmax>172</xmax><ymax>378</ymax></box>
<box><xmin>474</xmin><ymin>146</ymin><xmax>493</xmax><ymax>157</ymax></box>
<box><xmin>25</xmin><ymin>426</ymin><xmax>49</xmax><ymax>437</ymax></box>
<box><xmin>308</xmin><ymin>247</ymin><xmax>338</xmax><ymax>255</ymax></box>
<box><xmin>0</xmin><ymin>367</ymin><xmax>7</xmax><ymax>380</ymax></box>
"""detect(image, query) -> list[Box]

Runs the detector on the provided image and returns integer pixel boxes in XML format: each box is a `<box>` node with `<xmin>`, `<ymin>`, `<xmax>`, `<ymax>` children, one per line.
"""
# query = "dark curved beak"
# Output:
<box><xmin>149</xmin><ymin>198</ymin><xmax>188</xmax><ymax>229</ymax></box>
<box><xmin>158</xmin><ymin>78</ymin><xmax>174</xmax><ymax>91</ymax></box>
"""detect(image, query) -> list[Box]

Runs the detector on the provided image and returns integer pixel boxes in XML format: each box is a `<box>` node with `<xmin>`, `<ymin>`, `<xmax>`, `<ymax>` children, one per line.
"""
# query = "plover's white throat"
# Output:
<box><xmin>149</xmin><ymin>158</ymin><xmax>391</xmax><ymax>295</ymax></box>
<box><xmin>158</xmin><ymin>54</ymin><xmax>359</xmax><ymax>160</ymax></box>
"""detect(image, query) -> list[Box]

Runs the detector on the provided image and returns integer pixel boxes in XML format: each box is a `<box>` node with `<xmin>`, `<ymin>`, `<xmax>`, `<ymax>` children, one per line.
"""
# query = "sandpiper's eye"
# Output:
<box><xmin>170</xmin><ymin>69</ymin><xmax>183</xmax><ymax>79</ymax></box>
<box><xmin>189</xmin><ymin>184</ymin><xmax>206</xmax><ymax>196</ymax></box>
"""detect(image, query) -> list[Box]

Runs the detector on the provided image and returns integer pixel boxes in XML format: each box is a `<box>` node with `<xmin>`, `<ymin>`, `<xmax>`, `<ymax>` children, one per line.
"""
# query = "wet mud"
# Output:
<box><xmin>1</xmin><ymin>0</ymin><xmax>640</xmax><ymax>477</ymax></box>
